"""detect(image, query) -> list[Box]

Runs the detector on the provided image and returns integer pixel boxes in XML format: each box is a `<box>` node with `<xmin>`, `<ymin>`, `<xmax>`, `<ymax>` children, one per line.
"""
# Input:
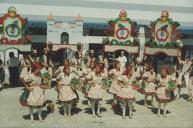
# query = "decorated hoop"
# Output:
<box><xmin>101</xmin><ymin>79</ymin><xmax>112</xmax><ymax>90</ymax></box>
<box><xmin>70</xmin><ymin>77</ymin><xmax>83</xmax><ymax>91</ymax></box>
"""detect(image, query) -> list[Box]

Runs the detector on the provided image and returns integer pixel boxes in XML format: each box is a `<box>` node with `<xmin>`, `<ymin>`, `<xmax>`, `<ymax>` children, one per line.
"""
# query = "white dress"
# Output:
<box><xmin>24</xmin><ymin>74</ymin><xmax>45</xmax><ymax>107</ymax></box>
<box><xmin>116</xmin><ymin>56</ymin><xmax>127</xmax><ymax>73</ymax></box>
<box><xmin>88</xmin><ymin>73</ymin><xmax>103</xmax><ymax>99</ymax></box>
<box><xmin>142</xmin><ymin>71</ymin><xmax>156</xmax><ymax>95</ymax></box>
<box><xmin>20</xmin><ymin>60</ymin><xmax>31</xmax><ymax>79</ymax></box>
<box><xmin>156</xmin><ymin>75</ymin><xmax>173</xmax><ymax>103</ymax></box>
<box><xmin>109</xmin><ymin>69</ymin><xmax>122</xmax><ymax>95</ymax></box>
<box><xmin>117</xmin><ymin>76</ymin><xmax>135</xmax><ymax>102</ymax></box>
<box><xmin>56</xmin><ymin>73</ymin><xmax>77</xmax><ymax>101</ymax></box>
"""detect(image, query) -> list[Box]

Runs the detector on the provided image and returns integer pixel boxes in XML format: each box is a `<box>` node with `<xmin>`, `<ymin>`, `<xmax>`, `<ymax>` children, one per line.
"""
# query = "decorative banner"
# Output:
<box><xmin>144</xmin><ymin>47</ymin><xmax>181</xmax><ymax>57</ymax></box>
<box><xmin>52</xmin><ymin>44</ymin><xmax>77</xmax><ymax>51</ymax></box>
<box><xmin>109</xmin><ymin>10</ymin><xmax>137</xmax><ymax>46</ymax></box>
<box><xmin>0</xmin><ymin>6</ymin><xmax>29</xmax><ymax>45</ymax></box>
<box><xmin>114</xmin><ymin>20</ymin><xmax>131</xmax><ymax>42</ymax></box>
<box><xmin>154</xmin><ymin>21</ymin><xmax>171</xmax><ymax>45</ymax></box>
<box><xmin>3</xmin><ymin>16</ymin><xmax>22</xmax><ymax>40</ymax></box>
<box><xmin>149</xmin><ymin>10</ymin><xmax>181</xmax><ymax>48</ymax></box>
<box><xmin>0</xmin><ymin>45</ymin><xmax>31</xmax><ymax>52</ymax></box>
<box><xmin>104</xmin><ymin>45</ymin><xmax>138</xmax><ymax>53</ymax></box>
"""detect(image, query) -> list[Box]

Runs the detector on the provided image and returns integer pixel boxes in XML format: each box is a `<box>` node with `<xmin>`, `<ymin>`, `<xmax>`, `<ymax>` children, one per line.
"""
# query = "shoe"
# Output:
<box><xmin>39</xmin><ymin>116</ymin><xmax>43</xmax><ymax>122</ymax></box>
<box><xmin>92</xmin><ymin>114</ymin><xmax>96</xmax><ymax>118</ymax></box>
<box><xmin>157</xmin><ymin>114</ymin><xmax>160</xmax><ymax>117</ymax></box>
<box><xmin>64</xmin><ymin>114</ymin><xmax>68</xmax><ymax>118</ymax></box>
<box><xmin>144</xmin><ymin>103</ymin><xmax>148</xmax><ymax>107</ymax></box>
<box><xmin>149</xmin><ymin>102</ymin><xmax>154</xmax><ymax>106</ymax></box>
<box><xmin>96</xmin><ymin>112</ymin><xmax>102</xmax><ymax>117</ymax></box>
<box><xmin>176</xmin><ymin>95</ymin><xmax>180</xmax><ymax>99</ymax></box>
<box><xmin>129</xmin><ymin>115</ymin><xmax>132</xmax><ymax>119</ymax></box>
<box><xmin>122</xmin><ymin>116</ymin><xmax>126</xmax><ymax>119</ymax></box>
<box><xmin>30</xmin><ymin>115</ymin><xmax>34</xmax><ymax>121</ymax></box>
<box><xmin>68</xmin><ymin>114</ymin><xmax>72</xmax><ymax>118</ymax></box>
<box><xmin>187</xmin><ymin>97</ymin><xmax>192</xmax><ymax>101</ymax></box>
<box><xmin>163</xmin><ymin>114</ymin><xmax>167</xmax><ymax>117</ymax></box>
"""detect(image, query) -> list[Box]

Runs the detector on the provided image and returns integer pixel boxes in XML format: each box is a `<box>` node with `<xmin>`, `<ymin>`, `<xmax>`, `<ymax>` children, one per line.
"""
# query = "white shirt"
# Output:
<box><xmin>117</xmin><ymin>56</ymin><xmax>127</xmax><ymax>72</ymax></box>
<box><xmin>182</xmin><ymin>61</ymin><xmax>192</xmax><ymax>74</ymax></box>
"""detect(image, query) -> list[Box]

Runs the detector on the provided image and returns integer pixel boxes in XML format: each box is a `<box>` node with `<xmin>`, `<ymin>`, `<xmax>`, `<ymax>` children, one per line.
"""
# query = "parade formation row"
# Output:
<box><xmin>19</xmin><ymin>53</ymin><xmax>193</xmax><ymax>121</ymax></box>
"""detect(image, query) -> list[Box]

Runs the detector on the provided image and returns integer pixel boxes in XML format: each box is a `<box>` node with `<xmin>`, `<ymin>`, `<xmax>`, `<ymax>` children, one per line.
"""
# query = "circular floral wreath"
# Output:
<box><xmin>156</xmin><ymin>29</ymin><xmax>169</xmax><ymax>42</ymax></box>
<box><xmin>115</xmin><ymin>27</ymin><xmax>130</xmax><ymax>40</ymax></box>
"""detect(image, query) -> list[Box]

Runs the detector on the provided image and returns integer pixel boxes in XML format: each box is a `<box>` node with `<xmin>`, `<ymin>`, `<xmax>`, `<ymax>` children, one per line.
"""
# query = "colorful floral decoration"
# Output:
<box><xmin>41</xmin><ymin>72</ymin><xmax>52</xmax><ymax>88</ymax></box>
<box><xmin>147</xmin><ymin>11</ymin><xmax>182</xmax><ymax>48</ymax></box>
<box><xmin>166</xmin><ymin>81</ymin><xmax>176</xmax><ymax>91</ymax></box>
<box><xmin>106</xmin><ymin>10</ymin><xmax>138</xmax><ymax>46</ymax></box>
<box><xmin>0</xmin><ymin>6</ymin><xmax>32</xmax><ymax>45</ymax></box>
<box><xmin>70</xmin><ymin>77</ymin><xmax>83</xmax><ymax>91</ymax></box>
<box><xmin>101</xmin><ymin>78</ymin><xmax>112</xmax><ymax>90</ymax></box>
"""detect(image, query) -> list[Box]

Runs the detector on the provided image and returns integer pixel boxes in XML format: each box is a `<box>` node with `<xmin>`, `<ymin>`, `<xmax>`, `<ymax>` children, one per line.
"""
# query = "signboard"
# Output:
<box><xmin>104</xmin><ymin>45</ymin><xmax>138</xmax><ymax>53</ymax></box>
<box><xmin>52</xmin><ymin>44</ymin><xmax>77</xmax><ymax>51</ymax></box>
<box><xmin>0</xmin><ymin>45</ymin><xmax>31</xmax><ymax>52</ymax></box>
<box><xmin>110</xmin><ymin>10</ymin><xmax>137</xmax><ymax>45</ymax></box>
<box><xmin>0</xmin><ymin>6</ymin><xmax>30</xmax><ymax>45</ymax></box>
<box><xmin>144</xmin><ymin>47</ymin><xmax>181</xmax><ymax>57</ymax></box>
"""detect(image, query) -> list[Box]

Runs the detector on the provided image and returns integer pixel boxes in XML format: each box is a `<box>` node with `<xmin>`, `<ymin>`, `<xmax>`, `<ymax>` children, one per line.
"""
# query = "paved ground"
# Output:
<box><xmin>0</xmin><ymin>87</ymin><xmax>193</xmax><ymax>128</ymax></box>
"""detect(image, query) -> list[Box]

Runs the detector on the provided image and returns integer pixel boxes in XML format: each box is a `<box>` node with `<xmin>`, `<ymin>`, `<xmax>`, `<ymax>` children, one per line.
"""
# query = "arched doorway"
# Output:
<box><xmin>61</xmin><ymin>32</ymin><xmax>69</xmax><ymax>44</ymax></box>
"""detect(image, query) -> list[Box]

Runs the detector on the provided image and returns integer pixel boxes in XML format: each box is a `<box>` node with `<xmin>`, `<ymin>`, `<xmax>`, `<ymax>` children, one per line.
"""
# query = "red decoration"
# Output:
<box><xmin>0</xmin><ymin>17</ymin><xmax>3</xmax><ymax>24</ymax></box>
<box><xmin>116</xmin><ymin>27</ymin><xmax>130</xmax><ymax>40</ymax></box>
<box><xmin>156</xmin><ymin>29</ymin><xmax>169</xmax><ymax>42</ymax></box>
<box><xmin>0</xmin><ymin>38</ymin><xmax>9</xmax><ymax>44</ymax></box>
<box><xmin>9</xmin><ymin>40</ymin><xmax>17</xmax><ymax>45</ymax></box>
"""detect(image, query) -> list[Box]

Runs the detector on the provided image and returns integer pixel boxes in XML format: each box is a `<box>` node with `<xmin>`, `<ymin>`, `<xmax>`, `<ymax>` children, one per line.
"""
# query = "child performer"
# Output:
<box><xmin>117</xmin><ymin>65</ymin><xmax>135</xmax><ymax>119</ymax></box>
<box><xmin>172</xmin><ymin>65</ymin><xmax>181</xmax><ymax>98</ymax></box>
<box><xmin>156</xmin><ymin>66</ymin><xmax>176</xmax><ymax>117</ymax></box>
<box><xmin>142</xmin><ymin>65</ymin><xmax>156</xmax><ymax>106</ymax></box>
<box><xmin>87</xmin><ymin>64</ymin><xmax>104</xmax><ymax>117</ymax></box>
<box><xmin>56</xmin><ymin>66</ymin><xmax>77</xmax><ymax>118</ymax></box>
<box><xmin>109</xmin><ymin>61</ymin><xmax>122</xmax><ymax>106</ymax></box>
<box><xmin>23</xmin><ymin>63</ymin><xmax>48</xmax><ymax>121</ymax></box>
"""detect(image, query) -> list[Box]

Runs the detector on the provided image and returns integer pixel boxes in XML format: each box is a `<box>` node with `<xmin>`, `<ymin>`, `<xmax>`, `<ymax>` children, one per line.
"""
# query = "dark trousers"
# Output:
<box><xmin>8</xmin><ymin>67</ymin><xmax>20</xmax><ymax>87</ymax></box>
<box><xmin>0</xmin><ymin>68</ymin><xmax>5</xmax><ymax>84</ymax></box>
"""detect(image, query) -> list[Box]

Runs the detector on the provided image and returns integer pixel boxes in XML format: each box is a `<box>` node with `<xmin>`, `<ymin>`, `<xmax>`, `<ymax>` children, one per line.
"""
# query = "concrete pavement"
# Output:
<box><xmin>0</xmin><ymin>87</ymin><xmax>193</xmax><ymax>128</ymax></box>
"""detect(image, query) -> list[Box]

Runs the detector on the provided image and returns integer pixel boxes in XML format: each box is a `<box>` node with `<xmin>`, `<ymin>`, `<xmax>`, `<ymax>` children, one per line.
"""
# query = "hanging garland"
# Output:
<box><xmin>146</xmin><ymin>40</ymin><xmax>182</xmax><ymax>48</ymax></box>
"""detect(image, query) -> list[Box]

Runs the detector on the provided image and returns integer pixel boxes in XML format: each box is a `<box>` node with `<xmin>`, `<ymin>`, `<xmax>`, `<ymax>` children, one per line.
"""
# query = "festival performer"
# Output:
<box><xmin>22</xmin><ymin>63</ymin><xmax>48</xmax><ymax>121</ymax></box>
<box><xmin>171</xmin><ymin>65</ymin><xmax>181</xmax><ymax>98</ymax></box>
<box><xmin>86</xmin><ymin>64</ymin><xmax>105</xmax><ymax>117</ymax></box>
<box><xmin>116</xmin><ymin>51</ymin><xmax>127</xmax><ymax>73</ymax></box>
<box><xmin>86</xmin><ymin>50</ymin><xmax>96</xmax><ymax>68</ymax></box>
<box><xmin>178</xmin><ymin>56</ymin><xmax>192</xmax><ymax>90</ymax></box>
<box><xmin>117</xmin><ymin>65</ymin><xmax>135</xmax><ymax>119</ymax></box>
<box><xmin>20</xmin><ymin>53</ymin><xmax>31</xmax><ymax>80</ymax></box>
<box><xmin>56</xmin><ymin>66</ymin><xmax>78</xmax><ymax>118</ymax></box>
<box><xmin>156</xmin><ymin>66</ymin><xmax>176</xmax><ymax>117</ymax></box>
<box><xmin>98</xmin><ymin>51</ymin><xmax>109</xmax><ymax>70</ymax></box>
<box><xmin>187</xmin><ymin>62</ymin><xmax>193</xmax><ymax>101</ymax></box>
<box><xmin>71</xmin><ymin>51</ymin><xmax>84</xmax><ymax>75</ymax></box>
<box><xmin>83</xmin><ymin>61</ymin><xmax>96</xmax><ymax>97</ymax></box>
<box><xmin>76</xmin><ymin>42</ymin><xmax>87</xmax><ymax>65</ymax></box>
<box><xmin>134</xmin><ymin>57</ymin><xmax>143</xmax><ymax>76</ymax></box>
<box><xmin>109</xmin><ymin>61</ymin><xmax>122</xmax><ymax>106</ymax></box>
<box><xmin>142</xmin><ymin>65</ymin><xmax>156</xmax><ymax>107</ymax></box>
<box><xmin>28</xmin><ymin>49</ymin><xmax>40</xmax><ymax>64</ymax></box>
<box><xmin>55</xmin><ymin>59</ymin><xmax>71</xmax><ymax>76</ymax></box>
<box><xmin>0</xmin><ymin>59</ymin><xmax>5</xmax><ymax>88</ymax></box>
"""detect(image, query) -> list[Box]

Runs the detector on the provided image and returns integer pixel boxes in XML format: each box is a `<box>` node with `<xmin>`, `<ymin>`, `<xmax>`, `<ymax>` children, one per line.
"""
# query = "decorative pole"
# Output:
<box><xmin>139</xmin><ymin>26</ymin><xmax>145</xmax><ymax>61</ymax></box>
